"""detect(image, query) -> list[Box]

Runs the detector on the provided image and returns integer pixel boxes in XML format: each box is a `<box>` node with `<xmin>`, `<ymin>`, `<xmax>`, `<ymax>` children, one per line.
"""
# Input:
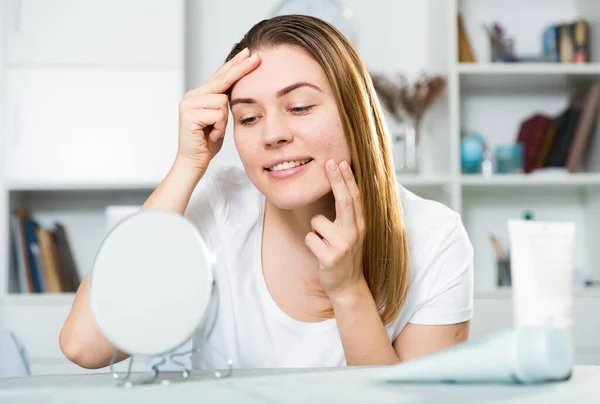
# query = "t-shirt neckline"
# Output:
<box><xmin>253</xmin><ymin>194</ymin><xmax>337</xmax><ymax>333</ymax></box>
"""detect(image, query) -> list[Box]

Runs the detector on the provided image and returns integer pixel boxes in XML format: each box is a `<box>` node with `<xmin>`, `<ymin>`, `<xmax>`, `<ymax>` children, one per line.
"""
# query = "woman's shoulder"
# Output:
<box><xmin>386</xmin><ymin>184</ymin><xmax>474</xmax><ymax>337</ymax></box>
<box><xmin>395</xmin><ymin>182</ymin><xmax>473</xmax><ymax>279</ymax></box>
<box><xmin>199</xmin><ymin>165</ymin><xmax>257</xmax><ymax>197</ymax></box>
<box><xmin>396</xmin><ymin>183</ymin><xmax>462</xmax><ymax>234</ymax></box>
<box><xmin>204</xmin><ymin>164</ymin><xmax>252</xmax><ymax>186</ymax></box>
<box><xmin>196</xmin><ymin>165</ymin><xmax>262</xmax><ymax>215</ymax></box>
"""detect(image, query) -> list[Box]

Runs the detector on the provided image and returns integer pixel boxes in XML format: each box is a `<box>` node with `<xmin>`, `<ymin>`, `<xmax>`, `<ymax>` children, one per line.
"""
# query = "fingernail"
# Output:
<box><xmin>340</xmin><ymin>161</ymin><xmax>350</xmax><ymax>172</ymax></box>
<box><xmin>327</xmin><ymin>160</ymin><xmax>338</xmax><ymax>171</ymax></box>
<box><xmin>241</xmin><ymin>47</ymin><xmax>250</xmax><ymax>55</ymax></box>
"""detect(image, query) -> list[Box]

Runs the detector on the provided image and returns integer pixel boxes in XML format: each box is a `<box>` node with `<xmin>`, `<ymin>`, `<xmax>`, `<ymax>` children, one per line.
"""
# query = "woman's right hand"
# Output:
<box><xmin>176</xmin><ymin>47</ymin><xmax>260</xmax><ymax>173</ymax></box>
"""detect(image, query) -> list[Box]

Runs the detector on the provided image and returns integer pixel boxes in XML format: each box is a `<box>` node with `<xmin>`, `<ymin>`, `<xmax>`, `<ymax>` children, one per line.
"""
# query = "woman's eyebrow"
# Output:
<box><xmin>276</xmin><ymin>81</ymin><xmax>322</xmax><ymax>97</ymax></box>
<box><xmin>230</xmin><ymin>81</ymin><xmax>322</xmax><ymax>107</ymax></box>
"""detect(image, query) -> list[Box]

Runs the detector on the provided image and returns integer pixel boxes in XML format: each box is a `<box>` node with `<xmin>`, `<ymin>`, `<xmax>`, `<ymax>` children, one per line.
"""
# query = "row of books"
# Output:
<box><xmin>517</xmin><ymin>83</ymin><xmax>600</xmax><ymax>173</ymax></box>
<box><xmin>543</xmin><ymin>19</ymin><xmax>590</xmax><ymax>64</ymax></box>
<box><xmin>458</xmin><ymin>14</ymin><xmax>592</xmax><ymax>64</ymax></box>
<box><xmin>10</xmin><ymin>210</ymin><xmax>80</xmax><ymax>294</ymax></box>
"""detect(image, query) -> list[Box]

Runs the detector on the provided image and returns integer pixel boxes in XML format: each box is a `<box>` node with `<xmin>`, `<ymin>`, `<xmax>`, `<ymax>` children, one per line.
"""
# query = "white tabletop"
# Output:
<box><xmin>1</xmin><ymin>365</ymin><xmax>599</xmax><ymax>403</ymax></box>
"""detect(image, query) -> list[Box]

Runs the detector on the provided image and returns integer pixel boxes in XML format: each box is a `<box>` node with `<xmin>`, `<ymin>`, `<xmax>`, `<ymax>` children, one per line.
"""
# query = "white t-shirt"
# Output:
<box><xmin>183</xmin><ymin>166</ymin><xmax>473</xmax><ymax>370</ymax></box>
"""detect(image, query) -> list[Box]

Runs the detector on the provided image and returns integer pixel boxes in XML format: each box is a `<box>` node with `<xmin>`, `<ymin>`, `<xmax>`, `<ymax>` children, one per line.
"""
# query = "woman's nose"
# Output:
<box><xmin>262</xmin><ymin>115</ymin><xmax>293</xmax><ymax>148</ymax></box>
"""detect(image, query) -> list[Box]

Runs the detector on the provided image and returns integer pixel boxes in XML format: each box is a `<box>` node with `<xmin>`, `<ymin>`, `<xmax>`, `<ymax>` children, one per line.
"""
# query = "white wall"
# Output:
<box><xmin>185</xmin><ymin>0</ymin><xmax>451</xmax><ymax>173</ymax></box>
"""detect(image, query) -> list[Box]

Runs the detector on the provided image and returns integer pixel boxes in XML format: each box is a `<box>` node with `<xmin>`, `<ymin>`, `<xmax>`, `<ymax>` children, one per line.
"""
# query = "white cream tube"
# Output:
<box><xmin>376</xmin><ymin>326</ymin><xmax>574</xmax><ymax>384</ymax></box>
<box><xmin>507</xmin><ymin>220</ymin><xmax>576</xmax><ymax>338</ymax></box>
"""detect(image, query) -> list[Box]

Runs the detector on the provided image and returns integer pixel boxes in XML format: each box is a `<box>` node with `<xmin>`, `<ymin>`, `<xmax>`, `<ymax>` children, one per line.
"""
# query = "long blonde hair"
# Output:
<box><xmin>225</xmin><ymin>15</ymin><xmax>409</xmax><ymax>325</ymax></box>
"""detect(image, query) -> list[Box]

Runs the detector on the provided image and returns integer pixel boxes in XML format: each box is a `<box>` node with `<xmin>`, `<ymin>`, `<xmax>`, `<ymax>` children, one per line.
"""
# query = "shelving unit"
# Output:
<box><xmin>393</xmin><ymin>0</ymin><xmax>600</xmax><ymax>303</ymax></box>
<box><xmin>443</xmin><ymin>0</ymin><xmax>600</xmax><ymax>294</ymax></box>
<box><xmin>438</xmin><ymin>0</ymin><xmax>600</xmax><ymax>362</ymax></box>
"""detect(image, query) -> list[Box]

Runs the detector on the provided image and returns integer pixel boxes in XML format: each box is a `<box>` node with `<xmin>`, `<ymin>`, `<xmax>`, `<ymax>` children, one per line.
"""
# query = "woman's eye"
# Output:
<box><xmin>290</xmin><ymin>105</ymin><xmax>314</xmax><ymax>114</ymax></box>
<box><xmin>240</xmin><ymin>116</ymin><xmax>258</xmax><ymax>126</ymax></box>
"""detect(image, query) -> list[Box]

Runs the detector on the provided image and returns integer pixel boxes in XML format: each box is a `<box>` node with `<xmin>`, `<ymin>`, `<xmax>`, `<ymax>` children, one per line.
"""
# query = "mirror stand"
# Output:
<box><xmin>109</xmin><ymin>349</ymin><xmax>234</xmax><ymax>388</ymax></box>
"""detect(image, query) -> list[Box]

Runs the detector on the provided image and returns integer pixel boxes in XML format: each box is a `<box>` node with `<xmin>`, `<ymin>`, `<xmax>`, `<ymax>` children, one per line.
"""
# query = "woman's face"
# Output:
<box><xmin>230</xmin><ymin>45</ymin><xmax>352</xmax><ymax>210</ymax></box>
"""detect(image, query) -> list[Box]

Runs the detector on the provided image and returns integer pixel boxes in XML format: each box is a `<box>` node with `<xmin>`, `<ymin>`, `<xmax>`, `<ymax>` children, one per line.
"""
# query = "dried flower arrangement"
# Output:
<box><xmin>371</xmin><ymin>72</ymin><xmax>447</xmax><ymax>143</ymax></box>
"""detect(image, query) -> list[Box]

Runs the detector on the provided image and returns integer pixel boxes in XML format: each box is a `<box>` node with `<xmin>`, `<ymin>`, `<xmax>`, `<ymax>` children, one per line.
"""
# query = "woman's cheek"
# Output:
<box><xmin>309</xmin><ymin>120</ymin><xmax>346</xmax><ymax>156</ymax></box>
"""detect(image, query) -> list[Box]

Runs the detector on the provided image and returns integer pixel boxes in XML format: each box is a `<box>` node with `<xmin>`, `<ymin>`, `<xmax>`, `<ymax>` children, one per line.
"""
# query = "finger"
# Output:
<box><xmin>184</xmin><ymin>48</ymin><xmax>251</xmax><ymax>98</ymax></box>
<box><xmin>201</xmin><ymin>52</ymin><xmax>260</xmax><ymax>95</ymax></box>
<box><xmin>310</xmin><ymin>214</ymin><xmax>344</xmax><ymax>249</ymax></box>
<box><xmin>181</xmin><ymin>94</ymin><xmax>229</xmax><ymax>124</ymax></box>
<box><xmin>212</xmin><ymin>46</ymin><xmax>251</xmax><ymax>80</ymax></box>
<box><xmin>208</xmin><ymin>109</ymin><xmax>228</xmax><ymax>143</ymax></box>
<box><xmin>183</xmin><ymin>94</ymin><xmax>229</xmax><ymax>110</ymax></box>
<box><xmin>325</xmin><ymin>159</ymin><xmax>355</xmax><ymax>229</ymax></box>
<box><xmin>305</xmin><ymin>232</ymin><xmax>332</xmax><ymax>264</ymax></box>
<box><xmin>185</xmin><ymin>109</ymin><xmax>226</xmax><ymax>141</ymax></box>
<box><xmin>340</xmin><ymin>161</ymin><xmax>365</xmax><ymax>236</ymax></box>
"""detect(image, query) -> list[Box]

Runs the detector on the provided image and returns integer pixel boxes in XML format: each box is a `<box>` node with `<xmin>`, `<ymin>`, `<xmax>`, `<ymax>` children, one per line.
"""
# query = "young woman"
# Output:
<box><xmin>59</xmin><ymin>15</ymin><xmax>473</xmax><ymax>370</ymax></box>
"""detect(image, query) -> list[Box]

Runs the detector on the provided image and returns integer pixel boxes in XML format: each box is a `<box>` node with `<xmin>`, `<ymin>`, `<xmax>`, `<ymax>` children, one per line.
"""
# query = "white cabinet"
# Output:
<box><xmin>3</xmin><ymin>0</ymin><xmax>183</xmax><ymax>66</ymax></box>
<box><xmin>4</xmin><ymin>68</ymin><xmax>182</xmax><ymax>185</ymax></box>
<box><xmin>0</xmin><ymin>1</ymin><xmax>185</xmax><ymax>374</ymax></box>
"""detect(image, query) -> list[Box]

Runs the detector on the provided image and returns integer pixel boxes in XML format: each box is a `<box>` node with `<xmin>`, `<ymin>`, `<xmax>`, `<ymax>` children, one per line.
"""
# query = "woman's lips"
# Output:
<box><xmin>265</xmin><ymin>159</ymin><xmax>313</xmax><ymax>179</ymax></box>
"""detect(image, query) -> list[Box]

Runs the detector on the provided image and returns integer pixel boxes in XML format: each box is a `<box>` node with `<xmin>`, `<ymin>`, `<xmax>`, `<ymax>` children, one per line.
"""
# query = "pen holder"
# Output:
<box><xmin>497</xmin><ymin>258</ymin><xmax>511</xmax><ymax>287</ymax></box>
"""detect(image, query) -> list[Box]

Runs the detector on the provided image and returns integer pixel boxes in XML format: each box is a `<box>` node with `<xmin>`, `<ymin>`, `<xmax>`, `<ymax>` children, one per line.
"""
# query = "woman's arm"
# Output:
<box><xmin>59</xmin><ymin>158</ymin><xmax>204</xmax><ymax>369</ymax></box>
<box><xmin>331</xmin><ymin>279</ymin><xmax>400</xmax><ymax>365</ymax></box>
<box><xmin>392</xmin><ymin>321</ymin><xmax>469</xmax><ymax>362</ymax></box>
<box><xmin>332</xmin><ymin>280</ymin><xmax>470</xmax><ymax>366</ymax></box>
<box><xmin>59</xmin><ymin>49</ymin><xmax>258</xmax><ymax>369</ymax></box>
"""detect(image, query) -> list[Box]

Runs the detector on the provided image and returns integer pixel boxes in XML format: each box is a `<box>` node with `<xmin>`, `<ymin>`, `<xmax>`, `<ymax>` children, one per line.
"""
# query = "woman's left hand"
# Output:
<box><xmin>305</xmin><ymin>159</ymin><xmax>366</xmax><ymax>301</ymax></box>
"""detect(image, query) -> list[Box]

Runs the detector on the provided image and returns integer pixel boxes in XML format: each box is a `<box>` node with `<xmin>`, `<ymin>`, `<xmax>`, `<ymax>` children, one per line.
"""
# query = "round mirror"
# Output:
<box><xmin>89</xmin><ymin>209</ymin><xmax>214</xmax><ymax>357</ymax></box>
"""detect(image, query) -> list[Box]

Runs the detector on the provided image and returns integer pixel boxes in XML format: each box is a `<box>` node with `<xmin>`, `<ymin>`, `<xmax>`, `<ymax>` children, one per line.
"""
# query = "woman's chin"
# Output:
<box><xmin>267</xmin><ymin>193</ymin><xmax>318</xmax><ymax>210</ymax></box>
<box><xmin>247</xmin><ymin>169</ymin><xmax>330</xmax><ymax>210</ymax></box>
<box><xmin>264</xmin><ymin>185</ymin><xmax>329</xmax><ymax>211</ymax></box>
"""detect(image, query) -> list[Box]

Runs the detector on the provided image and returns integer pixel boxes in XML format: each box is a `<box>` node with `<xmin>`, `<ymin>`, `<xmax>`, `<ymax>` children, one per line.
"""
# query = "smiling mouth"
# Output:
<box><xmin>266</xmin><ymin>158</ymin><xmax>313</xmax><ymax>172</ymax></box>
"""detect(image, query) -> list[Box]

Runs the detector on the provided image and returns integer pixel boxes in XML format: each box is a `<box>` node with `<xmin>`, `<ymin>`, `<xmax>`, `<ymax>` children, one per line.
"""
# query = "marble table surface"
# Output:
<box><xmin>1</xmin><ymin>365</ymin><xmax>599</xmax><ymax>403</ymax></box>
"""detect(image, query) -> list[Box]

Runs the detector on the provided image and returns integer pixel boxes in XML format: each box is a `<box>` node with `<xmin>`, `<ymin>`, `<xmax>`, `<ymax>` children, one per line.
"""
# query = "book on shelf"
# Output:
<box><xmin>516</xmin><ymin>82</ymin><xmax>600</xmax><ymax>173</ymax></box>
<box><xmin>10</xmin><ymin>209</ymin><xmax>80</xmax><ymax>294</ymax></box>
<box><xmin>458</xmin><ymin>13</ymin><xmax>476</xmax><ymax>63</ymax></box>
<box><xmin>544</xmin><ymin>19</ymin><xmax>590</xmax><ymax>64</ymax></box>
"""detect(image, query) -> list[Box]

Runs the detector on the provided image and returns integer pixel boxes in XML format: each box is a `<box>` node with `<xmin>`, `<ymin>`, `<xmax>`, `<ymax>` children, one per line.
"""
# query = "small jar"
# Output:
<box><xmin>495</xmin><ymin>144</ymin><xmax>524</xmax><ymax>174</ymax></box>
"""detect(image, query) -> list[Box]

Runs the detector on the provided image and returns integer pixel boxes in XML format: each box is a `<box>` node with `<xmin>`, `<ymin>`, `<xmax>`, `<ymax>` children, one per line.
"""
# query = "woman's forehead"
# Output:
<box><xmin>230</xmin><ymin>45</ymin><xmax>328</xmax><ymax>98</ymax></box>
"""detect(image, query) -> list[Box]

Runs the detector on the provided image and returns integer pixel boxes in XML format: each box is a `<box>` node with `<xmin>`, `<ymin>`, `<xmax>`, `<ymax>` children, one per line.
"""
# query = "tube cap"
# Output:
<box><xmin>515</xmin><ymin>326</ymin><xmax>574</xmax><ymax>383</ymax></box>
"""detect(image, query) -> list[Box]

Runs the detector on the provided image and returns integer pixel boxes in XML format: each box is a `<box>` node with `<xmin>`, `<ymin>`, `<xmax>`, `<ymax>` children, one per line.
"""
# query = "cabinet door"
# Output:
<box><xmin>4</xmin><ymin>68</ymin><xmax>183</xmax><ymax>185</ymax></box>
<box><xmin>4</xmin><ymin>0</ymin><xmax>183</xmax><ymax>66</ymax></box>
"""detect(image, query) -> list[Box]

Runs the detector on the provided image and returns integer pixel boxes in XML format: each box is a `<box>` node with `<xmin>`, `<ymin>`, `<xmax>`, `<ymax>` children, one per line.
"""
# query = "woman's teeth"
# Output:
<box><xmin>269</xmin><ymin>158</ymin><xmax>312</xmax><ymax>172</ymax></box>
